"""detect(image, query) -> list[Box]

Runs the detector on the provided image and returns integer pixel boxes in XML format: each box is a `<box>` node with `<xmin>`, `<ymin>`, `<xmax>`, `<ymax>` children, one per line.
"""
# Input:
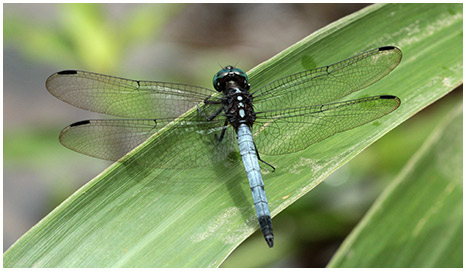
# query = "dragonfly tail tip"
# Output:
<box><xmin>265</xmin><ymin>236</ymin><xmax>274</xmax><ymax>248</ymax></box>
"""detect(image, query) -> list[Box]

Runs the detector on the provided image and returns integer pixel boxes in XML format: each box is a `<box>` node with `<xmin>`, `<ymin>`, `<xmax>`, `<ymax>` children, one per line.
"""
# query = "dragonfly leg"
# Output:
<box><xmin>254</xmin><ymin>142</ymin><xmax>276</xmax><ymax>172</ymax></box>
<box><xmin>196</xmin><ymin>104</ymin><xmax>209</xmax><ymax>119</ymax></box>
<box><xmin>215</xmin><ymin>119</ymin><xmax>228</xmax><ymax>142</ymax></box>
<box><xmin>208</xmin><ymin>107</ymin><xmax>224</xmax><ymax>121</ymax></box>
<box><xmin>196</xmin><ymin>103</ymin><xmax>223</xmax><ymax>121</ymax></box>
<box><xmin>204</xmin><ymin>97</ymin><xmax>224</xmax><ymax>120</ymax></box>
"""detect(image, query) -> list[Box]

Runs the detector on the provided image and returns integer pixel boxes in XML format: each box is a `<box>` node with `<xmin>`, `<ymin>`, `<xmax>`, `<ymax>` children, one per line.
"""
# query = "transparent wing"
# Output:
<box><xmin>59</xmin><ymin>115</ymin><xmax>237</xmax><ymax>168</ymax></box>
<box><xmin>252</xmin><ymin>46</ymin><xmax>402</xmax><ymax>112</ymax></box>
<box><xmin>252</xmin><ymin>95</ymin><xmax>401</xmax><ymax>155</ymax></box>
<box><xmin>46</xmin><ymin>70</ymin><xmax>219</xmax><ymax>119</ymax></box>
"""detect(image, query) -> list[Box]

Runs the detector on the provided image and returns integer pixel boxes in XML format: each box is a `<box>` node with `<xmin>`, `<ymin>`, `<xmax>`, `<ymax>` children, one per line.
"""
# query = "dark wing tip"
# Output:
<box><xmin>379</xmin><ymin>46</ymin><xmax>397</xmax><ymax>51</ymax></box>
<box><xmin>379</xmin><ymin>95</ymin><xmax>397</xmax><ymax>99</ymax></box>
<box><xmin>57</xmin><ymin>70</ymin><xmax>78</xmax><ymax>75</ymax></box>
<box><xmin>70</xmin><ymin>120</ymin><xmax>91</xmax><ymax>127</ymax></box>
<box><xmin>380</xmin><ymin>95</ymin><xmax>401</xmax><ymax>110</ymax></box>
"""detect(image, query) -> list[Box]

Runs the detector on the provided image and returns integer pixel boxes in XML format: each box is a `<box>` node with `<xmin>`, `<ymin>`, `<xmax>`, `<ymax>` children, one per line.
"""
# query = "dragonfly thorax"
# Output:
<box><xmin>222</xmin><ymin>86</ymin><xmax>256</xmax><ymax>130</ymax></box>
<box><xmin>213</xmin><ymin>66</ymin><xmax>250</xmax><ymax>92</ymax></box>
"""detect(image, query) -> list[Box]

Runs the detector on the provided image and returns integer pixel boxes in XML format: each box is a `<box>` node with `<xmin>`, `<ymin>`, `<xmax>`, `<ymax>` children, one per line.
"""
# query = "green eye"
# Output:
<box><xmin>212</xmin><ymin>69</ymin><xmax>229</xmax><ymax>91</ymax></box>
<box><xmin>212</xmin><ymin>67</ymin><xmax>248</xmax><ymax>91</ymax></box>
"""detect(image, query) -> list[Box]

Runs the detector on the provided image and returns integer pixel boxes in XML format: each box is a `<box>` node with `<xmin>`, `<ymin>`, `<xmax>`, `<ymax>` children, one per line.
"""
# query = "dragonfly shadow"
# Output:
<box><xmin>117</xmin><ymin>148</ymin><xmax>272</xmax><ymax>231</ymax></box>
<box><xmin>114</xmin><ymin>157</ymin><xmax>162</xmax><ymax>186</ymax></box>
<box><xmin>211</xmin><ymin>151</ymin><xmax>259</xmax><ymax>229</ymax></box>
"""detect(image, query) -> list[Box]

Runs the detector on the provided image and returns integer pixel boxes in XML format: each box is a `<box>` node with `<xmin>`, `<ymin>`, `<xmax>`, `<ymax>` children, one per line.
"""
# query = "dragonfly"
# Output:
<box><xmin>46</xmin><ymin>46</ymin><xmax>402</xmax><ymax>248</ymax></box>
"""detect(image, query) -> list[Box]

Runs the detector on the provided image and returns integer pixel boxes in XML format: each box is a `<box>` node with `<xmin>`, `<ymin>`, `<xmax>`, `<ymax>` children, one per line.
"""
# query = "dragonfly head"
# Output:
<box><xmin>213</xmin><ymin>66</ymin><xmax>250</xmax><ymax>92</ymax></box>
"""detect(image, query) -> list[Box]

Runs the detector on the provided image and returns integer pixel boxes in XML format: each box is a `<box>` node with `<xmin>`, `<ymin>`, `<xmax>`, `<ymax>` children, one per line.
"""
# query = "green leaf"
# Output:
<box><xmin>328</xmin><ymin>102</ymin><xmax>463</xmax><ymax>268</ymax></box>
<box><xmin>4</xmin><ymin>3</ymin><xmax>462</xmax><ymax>267</ymax></box>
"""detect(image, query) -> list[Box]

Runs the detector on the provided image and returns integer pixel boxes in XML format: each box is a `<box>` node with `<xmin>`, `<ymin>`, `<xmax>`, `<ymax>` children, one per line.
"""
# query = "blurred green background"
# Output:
<box><xmin>3</xmin><ymin>3</ymin><xmax>461</xmax><ymax>267</ymax></box>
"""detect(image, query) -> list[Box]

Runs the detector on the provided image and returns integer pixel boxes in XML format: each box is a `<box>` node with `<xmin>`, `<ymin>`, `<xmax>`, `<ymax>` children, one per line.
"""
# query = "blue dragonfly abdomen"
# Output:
<box><xmin>237</xmin><ymin>123</ymin><xmax>273</xmax><ymax>247</ymax></box>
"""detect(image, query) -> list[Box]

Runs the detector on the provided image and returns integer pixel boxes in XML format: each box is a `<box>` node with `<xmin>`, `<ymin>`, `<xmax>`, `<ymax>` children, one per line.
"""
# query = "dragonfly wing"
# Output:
<box><xmin>60</xmin><ymin>119</ymin><xmax>163</xmax><ymax>161</ymax></box>
<box><xmin>252</xmin><ymin>47</ymin><xmax>402</xmax><ymax>112</ymax></box>
<box><xmin>59</xmin><ymin>115</ymin><xmax>237</xmax><ymax>168</ymax></box>
<box><xmin>252</xmin><ymin>95</ymin><xmax>401</xmax><ymax>155</ymax></box>
<box><xmin>46</xmin><ymin>70</ymin><xmax>218</xmax><ymax>119</ymax></box>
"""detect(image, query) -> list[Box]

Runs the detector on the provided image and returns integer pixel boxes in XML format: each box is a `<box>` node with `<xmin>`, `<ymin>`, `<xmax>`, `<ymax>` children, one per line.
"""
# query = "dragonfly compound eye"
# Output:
<box><xmin>213</xmin><ymin>68</ymin><xmax>230</xmax><ymax>91</ymax></box>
